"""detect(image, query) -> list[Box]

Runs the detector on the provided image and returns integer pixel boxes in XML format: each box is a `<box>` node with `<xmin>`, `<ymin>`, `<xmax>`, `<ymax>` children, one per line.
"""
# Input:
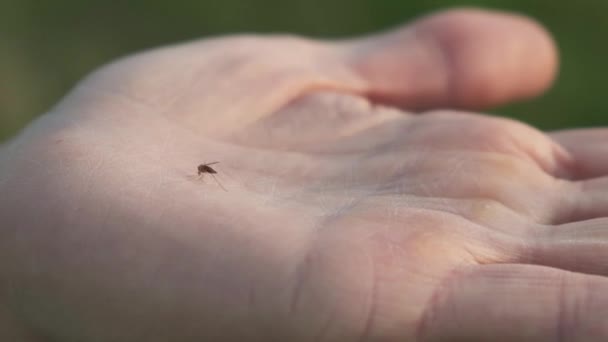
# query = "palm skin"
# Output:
<box><xmin>2</xmin><ymin>8</ymin><xmax>608</xmax><ymax>341</ymax></box>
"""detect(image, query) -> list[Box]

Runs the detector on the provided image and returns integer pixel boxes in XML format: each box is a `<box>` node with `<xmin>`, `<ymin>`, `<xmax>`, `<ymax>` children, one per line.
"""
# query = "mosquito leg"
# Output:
<box><xmin>210</xmin><ymin>174</ymin><xmax>227</xmax><ymax>192</ymax></box>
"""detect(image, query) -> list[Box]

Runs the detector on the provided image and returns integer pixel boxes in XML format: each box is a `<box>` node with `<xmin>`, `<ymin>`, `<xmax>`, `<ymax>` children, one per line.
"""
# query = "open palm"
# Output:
<box><xmin>2</xmin><ymin>9</ymin><xmax>608</xmax><ymax>341</ymax></box>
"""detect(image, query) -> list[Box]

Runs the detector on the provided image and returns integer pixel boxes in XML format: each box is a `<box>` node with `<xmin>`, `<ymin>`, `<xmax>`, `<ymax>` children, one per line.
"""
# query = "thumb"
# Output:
<box><xmin>65</xmin><ymin>8</ymin><xmax>557</xmax><ymax>136</ymax></box>
<box><xmin>338</xmin><ymin>8</ymin><xmax>558</xmax><ymax>110</ymax></box>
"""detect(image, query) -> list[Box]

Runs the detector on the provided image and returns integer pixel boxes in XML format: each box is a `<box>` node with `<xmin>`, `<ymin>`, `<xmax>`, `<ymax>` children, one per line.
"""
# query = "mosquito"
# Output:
<box><xmin>197</xmin><ymin>162</ymin><xmax>227</xmax><ymax>191</ymax></box>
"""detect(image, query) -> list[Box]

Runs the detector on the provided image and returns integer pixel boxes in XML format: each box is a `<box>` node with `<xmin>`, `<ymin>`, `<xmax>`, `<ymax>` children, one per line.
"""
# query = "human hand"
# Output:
<box><xmin>2</xmin><ymin>8</ymin><xmax>607</xmax><ymax>341</ymax></box>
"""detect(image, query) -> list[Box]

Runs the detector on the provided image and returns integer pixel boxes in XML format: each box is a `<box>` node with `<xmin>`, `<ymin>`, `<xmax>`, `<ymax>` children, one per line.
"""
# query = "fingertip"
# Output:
<box><xmin>341</xmin><ymin>8</ymin><xmax>559</xmax><ymax>110</ymax></box>
<box><xmin>423</xmin><ymin>8</ymin><xmax>559</xmax><ymax>108</ymax></box>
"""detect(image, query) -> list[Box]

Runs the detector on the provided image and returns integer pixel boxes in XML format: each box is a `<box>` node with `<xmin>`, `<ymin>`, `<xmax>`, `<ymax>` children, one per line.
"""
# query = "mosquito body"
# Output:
<box><xmin>198</xmin><ymin>162</ymin><xmax>219</xmax><ymax>176</ymax></box>
<box><xmin>197</xmin><ymin>162</ymin><xmax>227</xmax><ymax>191</ymax></box>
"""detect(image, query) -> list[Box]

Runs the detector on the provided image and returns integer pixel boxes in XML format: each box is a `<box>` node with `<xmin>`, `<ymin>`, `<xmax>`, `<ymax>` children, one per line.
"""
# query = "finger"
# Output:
<box><xmin>546</xmin><ymin>128</ymin><xmax>608</xmax><ymax>222</ymax></box>
<box><xmin>551</xmin><ymin>128</ymin><xmax>608</xmax><ymax>179</ymax></box>
<box><xmin>341</xmin><ymin>8</ymin><xmax>558</xmax><ymax>110</ymax></box>
<box><xmin>569</xmin><ymin>177</ymin><xmax>608</xmax><ymax>222</ymax></box>
<box><xmin>519</xmin><ymin>175</ymin><xmax>608</xmax><ymax>224</ymax></box>
<box><xmin>527</xmin><ymin>218</ymin><xmax>608</xmax><ymax>276</ymax></box>
<box><xmin>79</xmin><ymin>8</ymin><xmax>557</xmax><ymax>136</ymax></box>
<box><xmin>418</xmin><ymin>264</ymin><xmax>608</xmax><ymax>341</ymax></box>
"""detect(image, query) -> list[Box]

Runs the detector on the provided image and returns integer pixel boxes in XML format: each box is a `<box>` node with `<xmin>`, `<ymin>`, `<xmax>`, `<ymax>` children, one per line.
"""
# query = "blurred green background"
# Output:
<box><xmin>1</xmin><ymin>1</ymin><xmax>605</xmax><ymax>141</ymax></box>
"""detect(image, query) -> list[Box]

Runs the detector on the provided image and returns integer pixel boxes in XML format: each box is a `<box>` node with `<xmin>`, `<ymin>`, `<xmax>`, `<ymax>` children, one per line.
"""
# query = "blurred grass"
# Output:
<box><xmin>1</xmin><ymin>1</ymin><xmax>606</xmax><ymax>141</ymax></box>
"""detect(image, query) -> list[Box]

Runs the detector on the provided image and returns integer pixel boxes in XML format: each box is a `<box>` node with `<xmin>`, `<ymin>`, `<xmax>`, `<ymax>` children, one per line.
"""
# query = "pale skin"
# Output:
<box><xmin>1</xmin><ymin>8</ymin><xmax>608</xmax><ymax>341</ymax></box>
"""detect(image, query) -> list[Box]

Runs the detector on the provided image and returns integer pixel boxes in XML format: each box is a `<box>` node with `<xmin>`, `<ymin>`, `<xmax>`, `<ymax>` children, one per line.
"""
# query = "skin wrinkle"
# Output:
<box><xmin>286</xmin><ymin>216</ymin><xmax>345</xmax><ymax>341</ymax></box>
<box><xmin>223</xmin><ymin>90</ymin><xmax>405</xmax><ymax>153</ymax></box>
<box><xmin>350</xmin><ymin>184</ymin><xmax>536</xmax><ymax>246</ymax></box>
<box><xmin>410</xmin><ymin>23</ymin><xmax>456</xmax><ymax>108</ymax></box>
<box><xmin>426</xmin><ymin>153</ymin><xmax>470</xmax><ymax>199</ymax></box>
<box><xmin>317</xmin><ymin>196</ymin><xmax>359</xmax><ymax>228</ymax></box>
<box><xmin>304</xmin><ymin>111</ymin><xmax>563</xmax><ymax>195</ymax></box>
<box><xmin>414</xmin><ymin>266</ymin><xmax>468</xmax><ymax>342</ymax></box>
<box><xmin>380</xmin><ymin>195</ymin><xmax>534</xmax><ymax>242</ymax></box>
<box><xmin>283</xmin><ymin>210</ymin><xmax>330</xmax><ymax>338</ymax></box>
<box><xmin>581</xmin><ymin>277</ymin><xmax>608</xmax><ymax>338</ymax></box>
<box><xmin>288</xmin><ymin>249</ymin><xmax>311</xmax><ymax>317</ymax></box>
<box><xmin>289</xmin><ymin>122</ymin><xmax>405</xmax><ymax>156</ymax></box>
<box><xmin>285</xmin><ymin>201</ymin><xmax>388</xmax><ymax>341</ymax></box>
<box><xmin>396</xmin><ymin>206</ymin><xmax>522</xmax><ymax>265</ymax></box>
<box><xmin>208</xmin><ymin>74</ymin><xmax>359</xmax><ymax>139</ymax></box>
<box><xmin>550</xmin><ymin>133</ymin><xmax>604</xmax><ymax>180</ymax></box>
<box><xmin>312</xmin><ymin>307</ymin><xmax>336</xmax><ymax>342</ymax></box>
<box><xmin>516</xmin><ymin>224</ymin><xmax>607</xmax><ymax>277</ymax></box>
<box><xmin>381</xmin><ymin>177</ymin><xmax>536</xmax><ymax>226</ymax></box>
<box><xmin>458</xmin><ymin>197</ymin><xmax>533</xmax><ymax>233</ymax></box>
<box><xmin>546</xmin><ymin>179</ymin><xmax>579</xmax><ymax>224</ymax></box>
<box><xmin>286</xmin><ymin>94</ymin><xmax>398</xmax><ymax>147</ymax></box>
<box><xmin>556</xmin><ymin>272</ymin><xmax>569</xmax><ymax>342</ymax></box>
<box><xmin>357</xmin><ymin>247</ymin><xmax>378</xmax><ymax>342</ymax></box>
<box><xmin>445</xmin><ymin>115</ymin><xmax>562</xmax><ymax>177</ymax></box>
<box><xmin>509</xmin><ymin>127</ymin><xmax>574</xmax><ymax>179</ymax></box>
<box><xmin>315</xmin><ymin>194</ymin><xmax>364</xmax><ymax>231</ymax></box>
<box><xmin>414</xmin><ymin>154</ymin><xmax>557</xmax><ymax>224</ymax></box>
<box><xmin>222</xmin><ymin>99</ymin><xmax>567</xmax><ymax>218</ymax></box>
<box><xmin>129</xmin><ymin>39</ymin><xmax>355</xmax><ymax>139</ymax></box>
<box><xmin>378</xmin><ymin>147</ymin><xmax>433</xmax><ymax>193</ymax></box>
<box><xmin>565</xmin><ymin>179</ymin><xmax>594</xmax><ymax>223</ymax></box>
<box><xmin>418</xmin><ymin>182</ymin><xmax>451</xmax><ymax>214</ymax></box>
<box><xmin>548</xmin><ymin>141</ymin><xmax>577</xmax><ymax>180</ymax></box>
<box><xmin>411</xmin><ymin>111</ymin><xmax>564</xmax><ymax>172</ymax></box>
<box><xmin>445</xmin><ymin>216</ymin><xmax>507</xmax><ymax>261</ymax></box>
<box><xmin>342</xmin><ymin>120</ymin><xmax>419</xmax><ymax>158</ymax></box>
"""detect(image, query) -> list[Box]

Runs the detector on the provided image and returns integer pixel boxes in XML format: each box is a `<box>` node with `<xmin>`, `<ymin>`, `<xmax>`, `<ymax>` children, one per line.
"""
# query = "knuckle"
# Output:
<box><xmin>464</xmin><ymin>116</ymin><xmax>541</xmax><ymax>152</ymax></box>
<box><xmin>576</xmin><ymin>279</ymin><xmax>608</xmax><ymax>339</ymax></box>
<box><xmin>419</xmin><ymin>110</ymin><xmax>540</xmax><ymax>152</ymax></box>
<box><xmin>417</xmin><ymin>111</ymin><xmax>561</xmax><ymax>172</ymax></box>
